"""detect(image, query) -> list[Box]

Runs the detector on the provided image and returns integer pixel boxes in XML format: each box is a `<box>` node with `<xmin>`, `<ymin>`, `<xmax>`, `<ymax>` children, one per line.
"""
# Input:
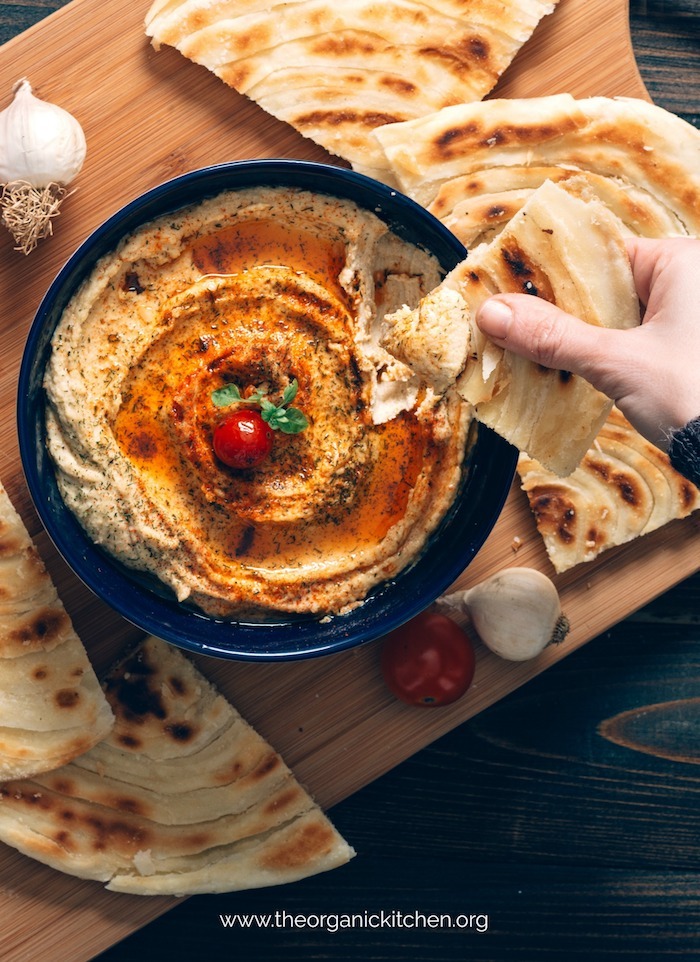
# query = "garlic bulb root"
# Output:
<box><xmin>440</xmin><ymin>566</ymin><xmax>570</xmax><ymax>662</ymax></box>
<box><xmin>0</xmin><ymin>78</ymin><xmax>86</xmax><ymax>254</ymax></box>
<box><xmin>1</xmin><ymin>180</ymin><xmax>69</xmax><ymax>254</ymax></box>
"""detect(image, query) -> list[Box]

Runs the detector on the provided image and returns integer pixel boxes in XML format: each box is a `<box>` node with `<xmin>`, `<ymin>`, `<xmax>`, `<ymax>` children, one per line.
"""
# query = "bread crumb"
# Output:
<box><xmin>133</xmin><ymin>849</ymin><xmax>156</xmax><ymax>876</ymax></box>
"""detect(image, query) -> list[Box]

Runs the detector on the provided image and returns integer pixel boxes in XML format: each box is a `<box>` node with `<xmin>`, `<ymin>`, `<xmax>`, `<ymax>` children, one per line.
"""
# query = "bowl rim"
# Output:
<box><xmin>17</xmin><ymin>158</ymin><xmax>517</xmax><ymax>661</ymax></box>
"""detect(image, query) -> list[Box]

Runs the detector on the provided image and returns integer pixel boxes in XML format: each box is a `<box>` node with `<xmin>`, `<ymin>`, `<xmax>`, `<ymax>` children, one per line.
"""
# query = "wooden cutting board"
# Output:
<box><xmin>2</xmin><ymin>0</ymin><xmax>697</xmax><ymax>959</ymax></box>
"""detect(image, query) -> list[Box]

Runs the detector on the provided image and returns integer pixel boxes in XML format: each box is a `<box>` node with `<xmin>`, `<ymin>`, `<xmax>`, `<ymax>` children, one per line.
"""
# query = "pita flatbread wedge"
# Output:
<box><xmin>517</xmin><ymin>408</ymin><xmax>700</xmax><ymax>573</ymax></box>
<box><xmin>144</xmin><ymin>0</ymin><xmax>559</xmax><ymax>178</ymax></box>
<box><xmin>0</xmin><ymin>481</ymin><xmax>113</xmax><ymax>780</ymax></box>
<box><xmin>381</xmin><ymin>179</ymin><xmax>640</xmax><ymax>475</ymax></box>
<box><xmin>369</xmin><ymin>94</ymin><xmax>700</xmax><ymax>241</ymax></box>
<box><xmin>0</xmin><ymin>636</ymin><xmax>354</xmax><ymax>895</ymax></box>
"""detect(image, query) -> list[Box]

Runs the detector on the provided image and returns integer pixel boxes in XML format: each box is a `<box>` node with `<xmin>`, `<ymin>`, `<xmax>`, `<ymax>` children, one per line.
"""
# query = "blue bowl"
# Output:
<box><xmin>17</xmin><ymin>160</ymin><xmax>516</xmax><ymax>661</ymax></box>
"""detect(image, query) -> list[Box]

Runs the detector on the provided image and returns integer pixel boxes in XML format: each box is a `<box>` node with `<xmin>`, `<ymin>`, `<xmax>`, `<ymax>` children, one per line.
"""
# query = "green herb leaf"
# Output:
<box><xmin>277</xmin><ymin>407</ymin><xmax>309</xmax><ymax>434</ymax></box>
<box><xmin>259</xmin><ymin>398</ymin><xmax>277</xmax><ymax>419</ymax></box>
<box><xmin>211</xmin><ymin>383</ymin><xmax>243</xmax><ymax>407</ymax></box>
<box><xmin>281</xmin><ymin>379</ymin><xmax>299</xmax><ymax>406</ymax></box>
<box><xmin>211</xmin><ymin>378</ymin><xmax>309</xmax><ymax>434</ymax></box>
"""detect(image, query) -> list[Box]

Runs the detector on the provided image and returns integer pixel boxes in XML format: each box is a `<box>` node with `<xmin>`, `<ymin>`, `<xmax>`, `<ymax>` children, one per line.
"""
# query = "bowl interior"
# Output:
<box><xmin>17</xmin><ymin>159</ymin><xmax>517</xmax><ymax>661</ymax></box>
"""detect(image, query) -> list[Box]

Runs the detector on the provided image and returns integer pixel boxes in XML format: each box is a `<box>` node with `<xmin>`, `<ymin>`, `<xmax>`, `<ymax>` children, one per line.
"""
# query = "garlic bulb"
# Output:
<box><xmin>439</xmin><ymin>567</ymin><xmax>570</xmax><ymax>661</ymax></box>
<box><xmin>0</xmin><ymin>78</ymin><xmax>86</xmax><ymax>186</ymax></box>
<box><xmin>0</xmin><ymin>78</ymin><xmax>86</xmax><ymax>254</ymax></box>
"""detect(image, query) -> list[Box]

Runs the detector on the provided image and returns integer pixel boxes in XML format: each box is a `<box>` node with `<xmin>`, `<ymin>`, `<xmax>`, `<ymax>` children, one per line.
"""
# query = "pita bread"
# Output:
<box><xmin>144</xmin><ymin>0</ymin><xmax>559</xmax><ymax>178</ymax></box>
<box><xmin>369</xmin><ymin>94</ymin><xmax>700</xmax><ymax>239</ymax></box>
<box><xmin>0</xmin><ymin>635</ymin><xmax>354</xmax><ymax>895</ymax></box>
<box><xmin>381</xmin><ymin>179</ymin><xmax>640</xmax><ymax>475</ymax></box>
<box><xmin>518</xmin><ymin>408</ymin><xmax>700</xmax><ymax>573</ymax></box>
<box><xmin>0</xmin><ymin>481</ymin><xmax>114</xmax><ymax>780</ymax></box>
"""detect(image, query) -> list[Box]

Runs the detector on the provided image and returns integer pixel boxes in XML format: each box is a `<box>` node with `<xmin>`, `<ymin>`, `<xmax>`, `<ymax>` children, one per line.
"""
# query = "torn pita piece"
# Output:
<box><xmin>0</xmin><ymin>635</ymin><xmax>355</xmax><ymax>895</ymax></box>
<box><xmin>518</xmin><ymin>407</ymin><xmax>700</xmax><ymax>573</ymax></box>
<box><xmin>0</xmin><ymin>481</ymin><xmax>113</xmax><ymax>780</ymax></box>
<box><xmin>144</xmin><ymin>0</ymin><xmax>560</xmax><ymax>178</ymax></box>
<box><xmin>381</xmin><ymin>179</ymin><xmax>640</xmax><ymax>476</ymax></box>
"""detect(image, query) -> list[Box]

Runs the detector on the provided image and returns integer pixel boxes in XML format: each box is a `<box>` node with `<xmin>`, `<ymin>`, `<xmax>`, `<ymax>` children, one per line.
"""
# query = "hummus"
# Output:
<box><xmin>44</xmin><ymin>186</ymin><xmax>471</xmax><ymax>619</ymax></box>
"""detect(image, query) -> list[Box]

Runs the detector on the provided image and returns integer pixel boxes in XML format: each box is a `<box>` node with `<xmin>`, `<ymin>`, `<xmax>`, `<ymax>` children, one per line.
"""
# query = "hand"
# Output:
<box><xmin>475</xmin><ymin>237</ymin><xmax>700</xmax><ymax>450</ymax></box>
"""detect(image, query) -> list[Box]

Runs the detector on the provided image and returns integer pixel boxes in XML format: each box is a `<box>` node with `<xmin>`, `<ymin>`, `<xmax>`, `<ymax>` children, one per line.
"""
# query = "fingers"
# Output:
<box><xmin>623</xmin><ymin>236</ymin><xmax>664</xmax><ymax>306</ymax></box>
<box><xmin>476</xmin><ymin>293</ymin><xmax>621</xmax><ymax>389</ymax></box>
<box><xmin>625</xmin><ymin>236</ymin><xmax>700</xmax><ymax>309</ymax></box>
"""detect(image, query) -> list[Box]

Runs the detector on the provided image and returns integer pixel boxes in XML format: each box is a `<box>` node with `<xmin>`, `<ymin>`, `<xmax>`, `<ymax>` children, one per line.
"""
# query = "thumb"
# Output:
<box><xmin>475</xmin><ymin>293</ymin><xmax>625</xmax><ymax>392</ymax></box>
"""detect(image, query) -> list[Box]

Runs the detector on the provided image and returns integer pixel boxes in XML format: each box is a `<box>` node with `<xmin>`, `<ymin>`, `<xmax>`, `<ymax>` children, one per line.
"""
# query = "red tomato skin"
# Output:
<box><xmin>380</xmin><ymin>610</ymin><xmax>476</xmax><ymax>707</ymax></box>
<box><xmin>213</xmin><ymin>410</ymin><xmax>274</xmax><ymax>469</ymax></box>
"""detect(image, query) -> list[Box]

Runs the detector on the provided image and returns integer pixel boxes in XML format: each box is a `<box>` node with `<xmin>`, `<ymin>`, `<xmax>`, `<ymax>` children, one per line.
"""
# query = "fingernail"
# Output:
<box><xmin>477</xmin><ymin>299</ymin><xmax>513</xmax><ymax>340</ymax></box>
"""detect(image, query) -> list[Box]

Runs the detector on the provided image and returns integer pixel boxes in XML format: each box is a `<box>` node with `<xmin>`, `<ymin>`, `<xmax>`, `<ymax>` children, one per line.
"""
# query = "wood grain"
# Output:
<box><xmin>629</xmin><ymin>0</ymin><xmax>700</xmax><ymax>126</ymax></box>
<box><xmin>0</xmin><ymin>0</ymin><xmax>697</xmax><ymax>959</ymax></box>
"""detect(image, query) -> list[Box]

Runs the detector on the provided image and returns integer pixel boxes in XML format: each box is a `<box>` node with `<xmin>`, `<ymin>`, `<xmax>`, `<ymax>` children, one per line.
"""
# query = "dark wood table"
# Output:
<box><xmin>2</xmin><ymin>1</ymin><xmax>700</xmax><ymax>959</ymax></box>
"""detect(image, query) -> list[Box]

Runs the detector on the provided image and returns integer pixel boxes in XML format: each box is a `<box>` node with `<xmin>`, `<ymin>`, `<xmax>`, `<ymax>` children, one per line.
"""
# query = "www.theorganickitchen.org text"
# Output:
<box><xmin>219</xmin><ymin>909</ymin><xmax>489</xmax><ymax>934</ymax></box>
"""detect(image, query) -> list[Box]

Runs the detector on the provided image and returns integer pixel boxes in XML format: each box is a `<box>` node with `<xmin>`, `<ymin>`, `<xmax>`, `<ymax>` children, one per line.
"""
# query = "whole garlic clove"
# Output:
<box><xmin>440</xmin><ymin>567</ymin><xmax>570</xmax><ymax>661</ymax></box>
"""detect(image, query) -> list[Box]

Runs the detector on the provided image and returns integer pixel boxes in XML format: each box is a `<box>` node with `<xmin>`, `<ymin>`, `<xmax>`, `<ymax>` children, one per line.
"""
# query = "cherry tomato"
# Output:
<box><xmin>380</xmin><ymin>609</ymin><xmax>476</xmax><ymax>707</ymax></box>
<box><xmin>213</xmin><ymin>409</ymin><xmax>274</xmax><ymax>469</ymax></box>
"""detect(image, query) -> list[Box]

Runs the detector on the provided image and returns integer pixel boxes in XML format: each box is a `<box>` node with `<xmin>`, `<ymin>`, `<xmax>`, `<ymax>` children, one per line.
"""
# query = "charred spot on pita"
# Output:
<box><xmin>49</xmin><ymin>776</ymin><xmax>74</xmax><ymax>795</ymax></box>
<box><xmin>261</xmin><ymin>821</ymin><xmax>336</xmax><ymax>870</ymax></box>
<box><xmin>293</xmin><ymin>108</ymin><xmax>403</xmax><ymax>129</ymax></box>
<box><xmin>168</xmin><ymin>674</ymin><xmax>187</xmax><ymax>696</ymax></box>
<box><xmin>117</xmin><ymin>733</ymin><xmax>142</xmax><ymax>750</ymax></box>
<box><xmin>54</xmin><ymin>830</ymin><xmax>74</xmax><ymax>848</ymax></box>
<box><xmin>311</xmin><ymin>35</ymin><xmax>377</xmax><ymax>56</ymax></box>
<box><xmin>105</xmin><ymin>646</ymin><xmax>168</xmax><ymax>722</ymax></box>
<box><xmin>0</xmin><ymin>531</ymin><xmax>23</xmax><ymax>556</ymax></box>
<box><xmin>55</xmin><ymin>689</ymin><xmax>80</xmax><ymax>709</ymax></box>
<box><xmin>380</xmin><ymin>75</ymin><xmax>417</xmax><ymax>95</ymax></box>
<box><xmin>434</xmin><ymin>121</ymin><xmax>479</xmax><ymax>158</ymax></box>
<box><xmin>590</xmin><ymin>461</ymin><xmax>641</xmax><ymax>506</ymax></box>
<box><xmin>251</xmin><ymin>752</ymin><xmax>282</xmax><ymax>782</ymax></box>
<box><xmin>165</xmin><ymin>721</ymin><xmax>196</xmax><ymax>742</ymax></box>
<box><xmin>419</xmin><ymin>36</ymin><xmax>489</xmax><ymax>75</ymax></box>
<box><xmin>11</xmin><ymin>608</ymin><xmax>69</xmax><ymax>647</ymax></box>
<box><xmin>221</xmin><ymin>62</ymin><xmax>252</xmax><ymax>89</ymax></box>
<box><xmin>263</xmin><ymin>786</ymin><xmax>303</xmax><ymax>816</ymax></box>
<box><xmin>589</xmin><ymin>459</ymin><xmax>609</xmax><ymax>482</ymax></box>
<box><xmin>680</xmin><ymin>480</ymin><xmax>697</xmax><ymax>509</ymax></box>
<box><xmin>110</xmin><ymin>795</ymin><xmax>145</xmax><ymax>816</ymax></box>
<box><xmin>466</xmin><ymin>36</ymin><xmax>489</xmax><ymax>60</ymax></box>
<box><xmin>214</xmin><ymin>758</ymin><xmax>245</xmax><ymax>783</ymax></box>
<box><xmin>531</xmin><ymin>492</ymin><xmax>577</xmax><ymax>545</ymax></box>
<box><xmin>109</xmin><ymin>673</ymin><xmax>167</xmax><ymax>722</ymax></box>
<box><xmin>501</xmin><ymin>244</ymin><xmax>534</xmax><ymax>280</ymax></box>
<box><xmin>614</xmin><ymin>475</ymin><xmax>641</xmax><ymax>506</ymax></box>
<box><xmin>22</xmin><ymin>789</ymin><xmax>51</xmax><ymax>810</ymax></box>
<box><xmin>84</xmin><ymin>814</ymin><xmax>150</xmax><ymax>852</ymax></box>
